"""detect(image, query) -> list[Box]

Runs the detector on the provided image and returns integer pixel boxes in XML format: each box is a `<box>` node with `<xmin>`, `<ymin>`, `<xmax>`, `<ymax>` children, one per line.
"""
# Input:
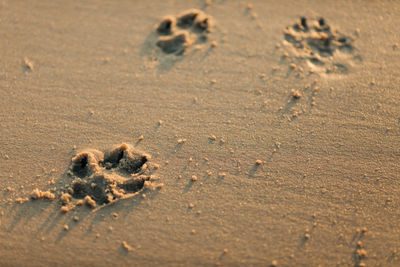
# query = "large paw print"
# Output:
<box><xmin>155</xmin><ymin>9</ymin><xmax>214</xmax><ymax>55</ymax></box>
<box><xmin>281</xmin><ymin>17</ymin><xmax>361</xmax><ymax>74</ymax></box>
<box><xmin>64</xmin><ymin>143</ymin><xmax>157</xmax><ymax>208</ymax></box>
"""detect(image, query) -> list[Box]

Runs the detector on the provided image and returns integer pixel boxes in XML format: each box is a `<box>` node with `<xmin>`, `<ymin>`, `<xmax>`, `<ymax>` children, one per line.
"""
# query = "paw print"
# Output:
<box><xmin>155</xmin><ymin>9</ymin><xmax>214</xmax><ymax>55</ymax></box>
<box><xmin>280</xmin><ymin>17</ymin><xmax>361</xmax><ymax>75</ymax></box>
<box><xmin>66</xmin><ymin>143</ymin><xmax>155</xmax><ymax>207</ymax></box>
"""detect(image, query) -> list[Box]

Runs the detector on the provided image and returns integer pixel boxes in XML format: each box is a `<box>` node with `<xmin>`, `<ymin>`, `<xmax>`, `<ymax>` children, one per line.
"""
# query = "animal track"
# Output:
<box><xmin>27</xmin><ymin>144</ymin><xmax>161</xmax><ymax>211</ymax></box>
<box><xmin>155</xmin><ymin>9</ymin><xmax>214</xmax><ymax>55</ymax></box>
<box><xmin>281</xmin><ymin>17</ymin><xmax>360</xmax><ymax>75</ymax></box>
<box><xmin>66</xmin><ymin>144</ymin><xmax>155</xmax><ymax>207</ymax></box>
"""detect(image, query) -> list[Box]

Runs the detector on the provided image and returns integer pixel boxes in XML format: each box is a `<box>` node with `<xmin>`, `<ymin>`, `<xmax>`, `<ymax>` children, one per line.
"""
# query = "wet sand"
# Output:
<box><xmin>0</xmin><ymin>0</ymin><xmax>399</xmax><ymax>266</ymax></box>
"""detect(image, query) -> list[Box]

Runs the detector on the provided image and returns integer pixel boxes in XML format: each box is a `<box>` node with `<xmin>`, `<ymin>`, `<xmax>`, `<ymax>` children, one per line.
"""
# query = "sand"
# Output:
<box><xmin>0</xmin><ymin>0</ymin><xmax>399</xmax><ymax>266</ymax></box>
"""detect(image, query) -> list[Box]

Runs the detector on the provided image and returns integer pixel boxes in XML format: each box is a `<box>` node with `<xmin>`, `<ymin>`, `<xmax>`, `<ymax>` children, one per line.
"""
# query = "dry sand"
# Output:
<box><xmin>0</xmin><ymin>0</ymin><xmax>399</xmax><ymax>266</ymax></box>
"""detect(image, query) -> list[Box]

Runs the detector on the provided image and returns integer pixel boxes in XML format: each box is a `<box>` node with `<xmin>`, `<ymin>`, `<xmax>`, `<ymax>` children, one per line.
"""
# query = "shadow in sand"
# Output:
<box><xmin>248</xmin><ymin>163</ymin><xmax>261</xmax><ymax>178</ymax></box>
<box><xmin>167</xmin><ymin>143</ymin><xmax>185</xmax><ymax>158</ymax></box>
<box><xmin>216</xmin><ymin>174</ymin><xmax>226</xmax><ymax>184</ymax></box>
<box><xmin>47</xmin><ymin>186</ymin><xmax>162</xmax><ymax>243</ymax></box>
<box><xmin>181</xmin><ymin>161</ymin><xmax>191</xmax><ymax>173</ymax></box>
<box><xmin>6</xmin><ymin>201</ymin><xmax>52</xmax><ymax>233</ymax></box>
<box><xmin>83</xmin><ymin>186</ymin><xmax>162</xmax><ymax>235</ymax></box>
<box><xmin>53</xmin><ymin>208</ymin><xmax>93</xmax><ymax>243</ymax></box>
<box><xmin>183</xmin><ymin>180</ymin><xmax>195</xmax><ymax>194</ymax></box>
<box><xmin>154</xmin><ymin>121</ymin><xmax>162</xmax><ymax>132</ymax></box>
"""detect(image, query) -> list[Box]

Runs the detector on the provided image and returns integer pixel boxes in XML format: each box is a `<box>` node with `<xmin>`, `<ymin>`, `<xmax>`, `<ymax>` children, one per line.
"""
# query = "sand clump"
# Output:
<box><xmin>26</xmin><ymin>144</ymin><xmax>161</xmax><ymax>212</ymax></box>
<box><xmin>31</xmin><ymin>189</ymin><xmax>56</xmax><ymax>200</ymax></box>
<box><xmin>155</xmin><ymin>9</ymin><xmax>214</xmax><ymax>55</ymax></box>
<box><xmin>122</xmin><ymin>241</ymin><xmax>133</xmax><ymax>251</ymax></box>
<box><xmin>23</xmin><ymin>57</ymin><xmax>34</xmax><ymax>71</ymax></box>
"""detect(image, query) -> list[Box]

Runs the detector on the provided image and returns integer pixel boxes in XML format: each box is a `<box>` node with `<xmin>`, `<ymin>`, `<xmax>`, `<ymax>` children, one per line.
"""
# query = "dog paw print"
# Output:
<box><xmin>280</xmin><ymin>17</ymin><xmax>361</xmax><ymax>75</ymax></box>
<box><xmin>26</xmin><ymin>144</ymin><xmax>162</xmax><ymax>211</ymax></box>
<box><xmin>65</xmin><ymin>143</ymin><xmax>156</xmax><ymax>208</ymax></box>
<box><xmin>155</xmin><ymin>9</ymin><xmax>214</xmax><ymax>55</ymax></box>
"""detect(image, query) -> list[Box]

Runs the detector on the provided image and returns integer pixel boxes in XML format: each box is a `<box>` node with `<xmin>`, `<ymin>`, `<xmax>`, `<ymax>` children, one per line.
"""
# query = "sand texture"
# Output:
<box><xmin>0</xmin><ymin>0</ymin><xmax>399</xmax><ymax>266</ymax></box>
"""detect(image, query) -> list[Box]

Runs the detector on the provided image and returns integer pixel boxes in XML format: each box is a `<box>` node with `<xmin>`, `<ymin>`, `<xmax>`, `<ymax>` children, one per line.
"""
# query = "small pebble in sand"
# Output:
<box><xmin>211</xmin><ymin>41</ymin><xmax>218</xmax><ymax>48</ymax></box>
<box><xmin>361</xmin><ymin>227</ymin><xmax>368</xmax><ymax>233</ymax></box>
<box><xmin>291</xmin><ymin>89</ymin><xmax>302</xmax><ymax>99</ymax></box>
<box><xmin>138</xmin><ymin>135</ymin><xmax>144</xmax><ymax>141</ymax></box>
<box><xmin>122</xmin><ymin>241</ymin><xmax>133</xmax><ymax>251</ymax></box>
<box><xmin>177</xmin><ymin>139</ymin><xmax>186</xmax><ymax>144</ymax></box>
<box><xmin>255</xmin><ymin>160</ymin><xmax>263</xmax><ymax>165</ymax></box>
<box><xmin>191</xmin><ymin>175</ymin><xmax>198</xmax><ymax>181</ymax></box>
<box><xmin>155</xmin><ymin>183</ymin><xmax>164</xmax><ymax>189</ymax></box>
<box><xmin>60</xmin><ymin>206</ymin><xmax>70</xmax><ymax>213</ymax></box>
<box><xmin>209</xmin><ymin>135</ymin><xmax>217</xmax><ymax>141</ymax></box>
<box><xmin>304</xmin><ymin>233</ymin><xmax>311</xmax><ymax>239</ymax></box>
<box><xmin>96</xmin><ymin>233</ymin><xmax>100</xmax><ymax>238</ymax></box>
<box><xmin>63</xmin><ymin>225</ymin><xmax>69</xmax><ymax>231</ymax></box>
<box><xmin>290</xmin><ymin>63</ymin><xmax>297</xmax><ymax>69</ymax></box>
<box><xmin>223</xmin><ymin>248</ymin><xmax>229</xmax><ymax>254</ymax></box>
<box><xmin>247</xmin><ymin>3</ymin><xmax>253</xmax><ymax>10</ymax></box>
<box><xmin>158</xmin><ymin>120</ymin><xmax>163</xmax><ymax>125</ymax></box>
<box><xmin>271</xmin><ymin>260</ymin><xmax>278</xmax><ymax>267</ymax></box>
<box><xmin>84</xmin><ymin>195</ymin><xmax>96</xmax><ymax>208</ymax></box>
<box><xmin>196</xmin><ymin>210</ymin><xmax>202</xmax><ymax>215</ymax></box>
<box><xmin>141</xmin><ymin>194</ymin><xmax>147</xmax><ymax>199</ymax></box>
<box><xmin>112</xmin><ymin>212</ymin><xmax>118</xmax><ymax>218</ymax></box>
<box><xmin>188</xmin><ymin>203</ymin><xmax>195</xmax><ymax>208</ymax></box>
<box><xmin>191</xmin><ymin>229</ymin><xmax>197</xmax><ymax>235</ymax></box>
<box><xmin>73</xmin><ymin>216</ymin><xmax>79</xmax><ymax>222</ymax></box>
<box><xmin>356</xmin><ymin>249</ymin><xmax>367</xmax><ymax>258</ymax></box>
<box><xmin>357</xmin><ymin>241</ymin><xmax>363</xmax><ymax>248</ymax></box>
<box><xmin>23</xmin><ymin>57</ymin><xmax>34</xmax><ymax>71</ymax></box>
<box><xmin>188</xmin><ymin>157</ymin><xmax>193</xmax><ymax>162</ymax></box>
<box><xmin>218</xmin><ymin>172</ymin><xmax>226</xmax><ymax>177</ymax></box>
<box><xmin>60</xmin><ymin>193</ymin><xmax>71</xmax><ymax>204</ymax></box>
<box><xmin>250</xmin><ymin>13</ymin><xmax>258</xmax><ymax>19</ymax></box>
